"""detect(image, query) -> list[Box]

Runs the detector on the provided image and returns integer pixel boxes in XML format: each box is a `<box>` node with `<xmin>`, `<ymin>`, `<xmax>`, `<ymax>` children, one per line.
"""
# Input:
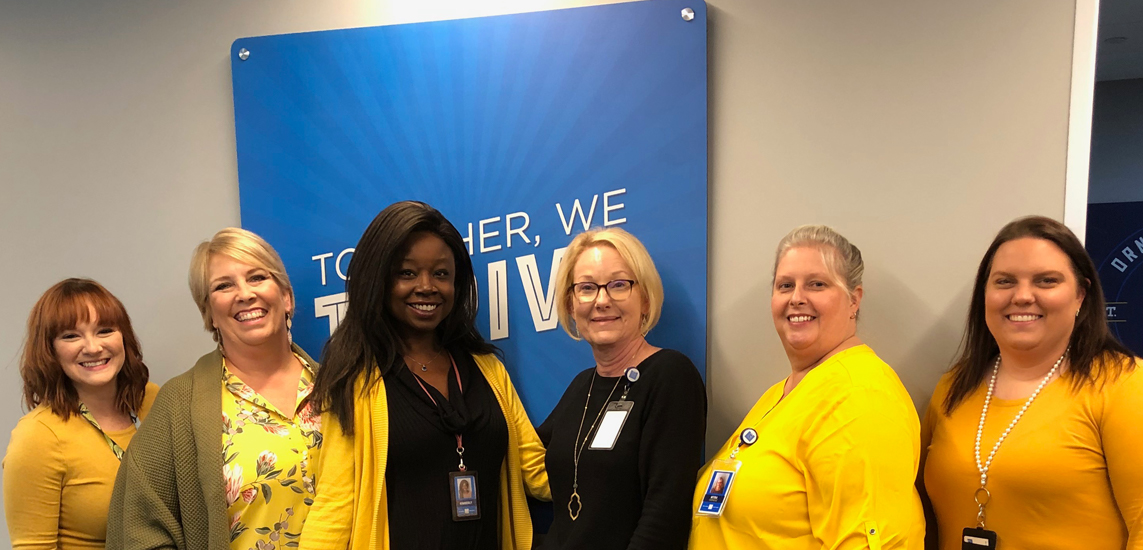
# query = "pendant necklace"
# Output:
<box><xmin>406</xmin><ymin>347</ymin><xmax>444</xmax><ymax>372</ymax></box>
<box><xmin>568</xmin><ymin>346</ymin><xmax>643</xmax><ymax>521</ymax></box>
<box><xmin>569</xmin><ymin>372</ymin><xmax>621</xmax><ymax>521</ymax></box>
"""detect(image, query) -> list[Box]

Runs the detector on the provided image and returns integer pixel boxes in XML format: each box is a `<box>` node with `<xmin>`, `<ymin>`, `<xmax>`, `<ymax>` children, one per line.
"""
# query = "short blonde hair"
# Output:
<box><xmin>188</xmin><ymin>227</ymin><xmax>294</xmax><ymax>341</ymax></box>
<box><xmin>555</xmin><ymin>227</ymin><xmax>664</xmax><ymax>340</ymax></box>
<box><xmin>772</xmin><ymin>224</ymin><xmax>864</xmax><ymax>297</ymax></box>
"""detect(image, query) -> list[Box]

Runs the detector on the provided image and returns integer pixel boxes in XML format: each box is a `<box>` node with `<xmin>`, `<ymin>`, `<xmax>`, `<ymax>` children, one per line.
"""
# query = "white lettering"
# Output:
<box><xmin>556</xmin><ymin>196</ymin><xmax>598</xmax><ymax>235</ymax></box>
<box><xmin>603</xmin><ymin>188</ymin><xmax>627</xmax><ymax>226</ymax></box>
<box><xmin>314</xmin><ymin>293</ymin><xmax>349</xmax><ymax>335</ymax></box>
<box><xmin>505</xmin><ymin>212</ymin><xmax>532</xmax><ymax>248</ymax></box>
<box><xmin>1123</xmin><ymin>247</ymin><xmax>1138</xmax><ymax>262</ymax></box>
<box><xmin>462</xmin><ymin>222</ymin><xmax>474</xmax><ymax>256</ymax></box>
<box><xmin>515</xmin><ymin>247</ymin><xmax>568</xmax><ymax>332</ymax></box>
<box><xmin>1135</xmin><ymin>237</ymin><xmax>1143</xmax><ymax>255</ymax></box>
<box><xmin>311</xmin><ymin>252</ymin><xmax>334</xmax><ymax>286</ymax></box>
<box><xmin>335</xmin><ymin>248</ymin><xmax>354</xmax><ymax>281</ymax></box>
<box><xmin>480</xmin><ymin>217</ymin><xmax>502</xmax><ymax>253</ymax></box>
<box><xmin>488</xmin><ymin>261</ymin><xmax>509</xmax><ymax>340</ymax></box>
<box><xmin>1113</xmin><ymin>258</ymin><xmax>1129</xmax><ymax>272</ymax></box>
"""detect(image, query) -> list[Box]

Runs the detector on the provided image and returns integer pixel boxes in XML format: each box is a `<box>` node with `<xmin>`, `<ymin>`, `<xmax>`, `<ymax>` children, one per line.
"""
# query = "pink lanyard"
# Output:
<box><xmin>410</xmin><ymin>354</ymin><xmax>469</xmax><ymax>471</ymax></box>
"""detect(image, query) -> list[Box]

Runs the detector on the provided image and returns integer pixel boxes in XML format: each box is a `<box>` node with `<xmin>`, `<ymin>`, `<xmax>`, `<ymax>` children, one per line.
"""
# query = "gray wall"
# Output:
<box><xmin>0</xmin><ymin>0</ymin><xmax>1081</xmax><ymax>541</ymax></box>
<box><xmin>1089</xmin><ymin>77</ymin><xmax>1143</xmax><ymax>204</ymax></box>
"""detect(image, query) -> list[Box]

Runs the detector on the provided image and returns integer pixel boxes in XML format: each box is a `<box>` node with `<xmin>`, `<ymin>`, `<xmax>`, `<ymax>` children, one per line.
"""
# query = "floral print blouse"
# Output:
<box><xmin>221</xmin><ymin>355</ymin><xmax>322</xmax><ymax>550</ymax></box>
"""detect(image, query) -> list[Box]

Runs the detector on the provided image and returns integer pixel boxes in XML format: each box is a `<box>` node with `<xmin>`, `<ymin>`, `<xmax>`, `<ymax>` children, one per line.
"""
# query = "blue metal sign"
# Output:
<box><xmin>231</xmin><ymin>0</ymin><xmax>708</xmax><ymax>420</ymax></box>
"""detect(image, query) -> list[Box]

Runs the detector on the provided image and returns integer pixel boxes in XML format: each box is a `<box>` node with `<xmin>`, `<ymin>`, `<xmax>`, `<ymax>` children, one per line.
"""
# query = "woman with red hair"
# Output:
<box><xmin>3</xmin><ymin>278</ymin><xmax>158</xmax><ymax>549</ymax></box>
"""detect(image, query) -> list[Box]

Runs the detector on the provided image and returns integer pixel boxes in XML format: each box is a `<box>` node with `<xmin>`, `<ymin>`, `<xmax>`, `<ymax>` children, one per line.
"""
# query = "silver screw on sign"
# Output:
<box><xmin>238</xmin><ymin>48</ymin><xmax>250</xmax><ymax>61</ymax></box>
<box><xmin>681</xmin><ymin>7</ymin><xmax>695</xmax><ymax>21</ymax></box>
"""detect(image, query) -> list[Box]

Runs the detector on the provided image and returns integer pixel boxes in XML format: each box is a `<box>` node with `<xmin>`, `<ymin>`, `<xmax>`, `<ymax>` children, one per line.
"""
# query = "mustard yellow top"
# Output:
<box><xmin>689</xmin><ymin>345</ymin><xmax>925</xmax><ymax>550</ymax></box>
<box><xmin>299</xmin><ymin>353</ymin><xmax>549</xmax><ymax>550</ymax></box>
<box><xmin>921</xmin><ymin>358</ymin><xmax>1143</xmax><ymax>550</ymax></box>
<box><xmin>222</xmin><ymin>356</ymin><xmax>322</xmax><ymax>550</ymax></box>
<box><xmin>3</xmin><ymin>382</ymin><xmax>160</xmax><ymax>550</ymax></box>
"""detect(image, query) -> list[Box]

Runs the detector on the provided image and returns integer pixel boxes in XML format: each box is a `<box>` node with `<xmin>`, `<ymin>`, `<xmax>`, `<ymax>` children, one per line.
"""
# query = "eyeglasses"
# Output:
<box><xmin>570</xmin><ymin>279</ymin><xmax>637</xmax><ymax>303</ymax></box>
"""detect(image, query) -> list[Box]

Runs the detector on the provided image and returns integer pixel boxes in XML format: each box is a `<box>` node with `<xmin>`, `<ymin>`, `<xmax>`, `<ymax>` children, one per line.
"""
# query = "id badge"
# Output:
<box><xmin>962</xmin><ymin>527</ymin><xmax>997</xmax><ymax>549</ymax></box>
<box><xmin>589</xmin><ymin>400</ymin><xmax>634</xmax><ymax>450</ymax></box>
<box><xmin>450</xmin><ymin>471</ymin><xmax>480</xmax><ymax>521</ymax></box>
<box><xmin>694</xmin><ymin>459</ymin><xmax>741</xmax><ymax>517</ymax></box>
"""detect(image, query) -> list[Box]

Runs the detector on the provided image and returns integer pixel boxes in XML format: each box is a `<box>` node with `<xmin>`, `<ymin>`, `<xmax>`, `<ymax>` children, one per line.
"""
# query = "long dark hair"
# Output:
<box><xmin>311</xmin><ymin>201</ymin><xmax>497</xmax><ymax>434</ymax></box>
<box><xmin>943</xmin><ymin>216</ymin><xmax>1134</xmax><ymax>414</ymax></box>
<box><xmin>21</xmin><ymin>278</ymin><xmax>150</xmax><ymax>419</ymax></box>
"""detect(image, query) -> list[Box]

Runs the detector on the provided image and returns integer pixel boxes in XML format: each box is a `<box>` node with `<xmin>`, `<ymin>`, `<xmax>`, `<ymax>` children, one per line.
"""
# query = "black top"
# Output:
<box><xmin>536</xmin><ymin>349</ymin><xmax>707</xmax><ymax>550</ymax></box>
<box><xmin>384</xmin><ymin>350</ymin><xmax>509</xmax><ymax>550</ymax></box>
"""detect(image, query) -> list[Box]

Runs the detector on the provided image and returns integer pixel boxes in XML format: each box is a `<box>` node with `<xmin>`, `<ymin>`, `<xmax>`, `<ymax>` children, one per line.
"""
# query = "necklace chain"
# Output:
<box><xmin>568</xmin><ymin>372</ymin><xmax>622</xmax><ymax>520</ymax></box>
<box><xmin>972</xmin><ymin>347</ymin><xmax>1067</xmax><ymax>527</ymax></box>
<box><xmin>405</xmin><ymin>347</ymin><xmax>444</xmax><ymax>372</ymax></box>
<box><xmin>568</xmin><ymin>345</ymin><xmax>645</xmax><ymax>521</ymax></box>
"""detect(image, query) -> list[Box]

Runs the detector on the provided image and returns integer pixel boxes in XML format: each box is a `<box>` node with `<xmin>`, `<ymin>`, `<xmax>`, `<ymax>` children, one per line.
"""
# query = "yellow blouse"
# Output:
<box><xmin>222</xmin><ymin>356</ymin><xmax>322</xmax><ymax>550</ymax></box>
<box><xmin>921</xmin><ymin>359</ymin><xmax>1143</xmax><ymax>550</ymax></box>
<box><xmin>3</xmin><ymin>383</ymin><xmax>159</xmax><ymax>550</ymax></box>
<box><xmin>689</xmin><ymin>345</ymin><xmax>925</xmax><ymax>550</ymax></box>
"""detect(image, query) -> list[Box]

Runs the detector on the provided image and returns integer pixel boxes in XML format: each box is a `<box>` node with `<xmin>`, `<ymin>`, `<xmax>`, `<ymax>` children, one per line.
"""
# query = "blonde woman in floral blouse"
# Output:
<box><xmin>108</xmin><ymin>227</ymin><xmax>322</xmax><ymax>550</ymax></box>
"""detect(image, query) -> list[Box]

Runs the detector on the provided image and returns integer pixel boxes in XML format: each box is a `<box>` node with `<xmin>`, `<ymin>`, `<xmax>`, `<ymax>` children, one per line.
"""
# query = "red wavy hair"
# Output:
<box><xmin>20</xmin><ymin>278</ymin><xmax>149</xmax><ymax>419</ymax></box>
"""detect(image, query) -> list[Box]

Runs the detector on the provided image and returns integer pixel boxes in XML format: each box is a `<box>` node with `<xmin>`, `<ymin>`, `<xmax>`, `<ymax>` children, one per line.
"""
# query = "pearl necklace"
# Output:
<box><xmin>972</xmin><ymin>348</ymin><xmax>1067</xmax><ymax>527</ymax></box>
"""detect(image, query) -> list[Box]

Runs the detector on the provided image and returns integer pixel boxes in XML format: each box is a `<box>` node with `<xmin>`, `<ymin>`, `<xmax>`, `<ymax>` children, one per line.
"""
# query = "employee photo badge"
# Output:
<box><xmin>450</xmin><ymin>471</ymin><xmax>480</xmax><ymax>521</ymax></box>
<box><xmin>589</xmin><ymin>400</ymin><xmax>634</xmax><ymax>450</ymax></box>
<box><xmin>695</xmin><ymin>466</ymin><xmax>738</xmax><ymax>517</ymax></box>
<box><xmin>962</xmin><ymin>527</ymin><xmax>997</xmax><ymax>549</ymax></box>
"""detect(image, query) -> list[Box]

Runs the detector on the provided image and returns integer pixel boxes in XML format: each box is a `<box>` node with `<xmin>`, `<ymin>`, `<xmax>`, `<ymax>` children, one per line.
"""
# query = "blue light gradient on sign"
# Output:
<box><xmin>231</xmin><ymin>0</ymin><xmax>707</xmax><ymax>421</ymax></box>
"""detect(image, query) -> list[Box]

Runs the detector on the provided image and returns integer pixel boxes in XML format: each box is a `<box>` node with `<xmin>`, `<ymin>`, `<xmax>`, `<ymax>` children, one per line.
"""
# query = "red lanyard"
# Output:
<box><xmin>411</xmin><ymin>354</ymin><xmax>469</xmax><ymax>471</ymax></box>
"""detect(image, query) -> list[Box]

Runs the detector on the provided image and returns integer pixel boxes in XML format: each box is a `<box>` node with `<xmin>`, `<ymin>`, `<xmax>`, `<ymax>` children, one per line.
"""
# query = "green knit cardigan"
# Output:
<box><xmin>106</xmin><ymin>345</ymin><xmax>318</xmax><ymax>550</ymax></box>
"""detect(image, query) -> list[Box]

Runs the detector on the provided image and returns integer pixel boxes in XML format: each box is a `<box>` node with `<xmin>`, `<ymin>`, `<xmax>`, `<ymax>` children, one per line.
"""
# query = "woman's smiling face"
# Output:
<box><xmin>388</xmin><ymin>232</ymin><xmax>456</xmax><ymax>339</ymax></box>
<box><xmin>771</xmin><ymin>246</ymin><xmax>861</xmax><ymax>367</ymax></box>
<box><xmin>984</xmin><ymin>237</ymin><xmax>1084</xmax><ymax>356</ymax></box>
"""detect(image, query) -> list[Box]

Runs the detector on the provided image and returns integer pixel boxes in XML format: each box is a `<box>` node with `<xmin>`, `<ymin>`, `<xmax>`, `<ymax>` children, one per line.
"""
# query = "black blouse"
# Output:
<box><xmin>536</xmin><ymin>349</ymin><xmax>707</xmax><ymax>550</ymax></box>
<box><xmin>384</xmin><ymin>350</ymin><xmax>509</xmax><ymax>550</ymax></box>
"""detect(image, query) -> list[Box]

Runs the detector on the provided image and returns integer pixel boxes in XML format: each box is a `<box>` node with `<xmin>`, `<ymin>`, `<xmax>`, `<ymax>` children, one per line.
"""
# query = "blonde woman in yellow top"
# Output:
<box><xmin>921</xmin><ymin>216</ymin><xmax>1143</xmax><ymax>549</ymax></box>
<box><xmin>689</xmin><ymin>225</ymin><xmax>924</xmax><ymax>550</ymax></box>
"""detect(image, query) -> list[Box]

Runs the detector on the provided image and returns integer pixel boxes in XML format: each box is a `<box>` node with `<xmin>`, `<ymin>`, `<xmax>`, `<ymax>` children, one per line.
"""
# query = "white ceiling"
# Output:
<box><xmin>1097</xmin><ymin>0</ymin><xmax>1143</xmax><ymax>81</ymax></box>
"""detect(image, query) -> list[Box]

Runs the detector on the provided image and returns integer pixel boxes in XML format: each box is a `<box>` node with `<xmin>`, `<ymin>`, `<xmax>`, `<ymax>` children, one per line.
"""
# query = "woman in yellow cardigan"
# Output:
<box><xmin>689</xmin><ymin>225</ymin><xmax>924</xmax><ymax>549</ymax></box>
<box><xmin>4</xmin><ymin>278</ymin><xmax>158</xmax><ymax>549</ymax></box>
<box><xmin>301</xmin><ymin>201</ymin><xmax>549</xmax><ymax>550</ymax></box>
<box><xmin>921</xmin><ymin>216</ymin><xmax>1142</xmax><ymax>549</ymax></box>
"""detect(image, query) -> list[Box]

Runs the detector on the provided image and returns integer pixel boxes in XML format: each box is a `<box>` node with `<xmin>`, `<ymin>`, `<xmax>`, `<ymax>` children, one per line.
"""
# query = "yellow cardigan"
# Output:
<box><xmin>299</xmin><ymin>353</ymin><xmax>550</xmax><ymax>550</ymax></box>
